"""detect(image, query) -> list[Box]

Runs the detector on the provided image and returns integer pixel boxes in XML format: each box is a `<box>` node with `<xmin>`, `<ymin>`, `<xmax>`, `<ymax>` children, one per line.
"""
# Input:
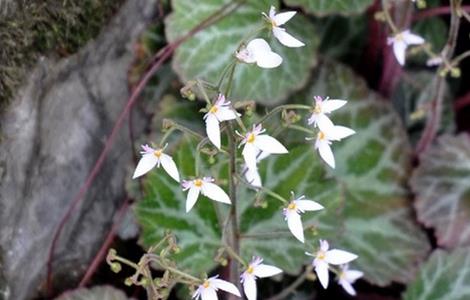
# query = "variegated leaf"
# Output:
<box><xmin>55</xmin><ymin>286</ymin><xmax>130</xmax><ymax>300</ymax></box>
<box><xmin>284</xmin><ymin>0</ymin><xmax>374</xmax><ymax>16</ymax></box>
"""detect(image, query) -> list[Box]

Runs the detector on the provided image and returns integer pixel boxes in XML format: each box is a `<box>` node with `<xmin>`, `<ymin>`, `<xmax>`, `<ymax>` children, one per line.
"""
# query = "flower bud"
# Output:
<box><xmin>124</xmin><ymin>277</ymin><xmax>134</xmax><ymax>286</ymax></box>
<box><xmin>450</xmin><ymin>67</ymin><xmax>461</xmax><ymax>78</ymax></box>
<box><xmin>110</xmin><ymin>262</ymin><xmax>122</xmax><ymax>273</ymax></box>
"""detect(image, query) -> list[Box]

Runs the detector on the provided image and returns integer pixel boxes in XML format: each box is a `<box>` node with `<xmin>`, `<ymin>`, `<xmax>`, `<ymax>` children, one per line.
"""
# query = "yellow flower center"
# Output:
<box><xmin>395</xmin><ymin>33</ymin><xmax>404</xmax><ymax>41</ymax></box>
<box><xmin>247</xmin><ymin>133</ymin><xmax>256</xmax><ymax>143</ymax></box>
<box><xmin>287</xmin><ymin>202</ymin><xmax>297</xmax><ymax>210</ymax></box>
<box><xmin>209</xmin><ymin>106</ymin><xmax>218</xmax><ymax>114</ymax></box>
<box><xmin>270</xmin><ymin>19</ymin><xmax>277</xmax><ymax>28</ymax></box>
<box><xmin>194</xmin><ymin>179</ymin><xmax>203</xmax><ymax>187</ymax></box>
<box><xmin>317</xmin><ymin>250</ymin><xmax>326</xmax><ymax>260</ymax></box>
<box><xmin>313</xmin><ymin>104</ymin><xmax>322</xmax><ymax>114</ymax></box>
<box><xmin>202</xmin><ymin>280</ymin><xmax>210</xmax><ymax>288</ymax></box>
<box><xmin>247</xmin><ymin>266</ymin><xmax>254</xmax><ymax>274</ymax></box>
<box><xmin>153</xmin><ymin>149</ymin><xmax>162</xmax><ymax>158</ymax></box>
<box><xmin>317</xmin><ymin>131</ymin><xmax>326</xmax><ymax>141</ymax></box>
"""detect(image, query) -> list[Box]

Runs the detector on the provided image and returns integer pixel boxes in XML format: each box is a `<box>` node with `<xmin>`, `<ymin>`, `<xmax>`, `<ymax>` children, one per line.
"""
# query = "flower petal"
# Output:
<box><xmin>212</xmin><ymin>279</ymin><xmax>241</xmax><ymax>297</ymax></box>
<box><xmin>317</xmin><ymin>141</ymin><xmax>335</xmax><ymax>169</ymax></box>
<box><xmin>345</xmin><ymin>270</ymin><xmax>364</xmax><ymax>282</ymax></box>
<box><xmin>322</xmin><ymin>100</ymin><xmax>347</xmax><ymax>113</ymax></box>
<box><xmin>206</xmin><ymin>114</ymin><xmax>221</xmax><ymax>149</ymax></box>
<box><xmin>160</xmin><ymin>153</ymin><xmax>180</xmax><ymax>182</ymax></box>
<box><xmin>315</xmin><ymin>261</ymin><xmax>329</xmax><ymax>289</ymax></box>
<box><xmin>244</xmin><ymin>166</ymin><xmax>262</xmax><ymax>187</ymax></box>
<box><xmin>403</xmin><ymin>31</ymin><xmax>425</xmax><ymax>45</ymax></box>
<box><xmin>216</xmin><ymin>107</ymin><xmax>239</xmax><ymax>122</ymax></box>
<box><xmin>316</xmin><ymin>114</ymin><xmax>335</xmax><ymax>132</ymax></box>
<box><xmin>272</xmin><ymin>27</ymin><xmax>305</xmax><ymax>48</ymax></box>
<box><xmin>328</xmin><ymin>126</ymin><xmax>355</xmax><ymax>141</ymax></box>
<box><xmin>273</xmin><ymin>11</ymin><xmax>296</xmax><ymax>26</ymax></box>
<box><xmin>339</xmin><ymin>279</ymin><xmax>356</xmax><ymax>296</ymax></box>
<box><xmin>201</xmin><ymin>287</ymin><xmax>218</xmax><ymax>300</ymax></box>
<box><xmin>242</xmin><ymin>276</ymin><xmax>257</xmax><ymax>300</ymax></box>
<box><xmin>132</xmin><ymin>154</ymin><xmax>158</xmax><ymax>179</ymax></box>
<box><xmin>255</xmin><ymin>51</ymin><xmax>283</xmax><ymax>69</ymax></box>
<box><xmin>253</xmin><ymin>264</ymin><xmax>282</xmax><ymax>278</ymax></box>
<box><xmin>186</xmin><ymin>187</ymin><xmax>200</xmax><ymax>212</ymax></box>
<box><xmin>392</xmin><ymin>40</ymin><xmax>407</xmax><ymax>66</ymax></box>
<box><xmin>296</xmin><ymin>200</ymin><xmax>324</xmax><ymax>212</ymax></box>
<box><xmin>286</xmin><ymin>211</ymin><xmax>304</xmax><ymax>243</ymax></box>
<box><xmin>325</xmin><ymin>250</ymin><xmax>358</xmax><ymax>265</ymax></box>
<box><xmin>246</xmin><ymin>38</ymin><xmax>271</xmax><ymax>54</ymax></box>
<box><xmin>202</xmin><ymin>182</ymin><xmax>231</xmax><ymax>204</ymax></box>
<box><xmin>243</xmin><ymin>143</ymin><xmax>258</xmax><ymax>172</ymax></box>
<box><xmin>254</xmin><ymin>135</ymin><xmax>288</xmax><ymax>154</ymax></box>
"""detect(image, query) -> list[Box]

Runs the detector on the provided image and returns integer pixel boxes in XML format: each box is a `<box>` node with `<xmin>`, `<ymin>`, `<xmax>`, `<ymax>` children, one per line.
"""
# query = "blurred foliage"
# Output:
<box><xmin>0</xmin><ymin>0</ymin><xmax>123</xmax><ymax>108</ymax></box>
<box><xmin>54</xmin><ymin>286</ymin><xmax>130</xmax><ymax>300</ymax></box>
<box><xmin>284</xmin><ymin>0</ymin><xmax>374</xmax><ymax>16</ymax></box>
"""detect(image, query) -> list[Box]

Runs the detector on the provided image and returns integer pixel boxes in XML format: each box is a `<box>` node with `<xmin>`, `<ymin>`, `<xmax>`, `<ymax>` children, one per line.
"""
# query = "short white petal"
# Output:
<box><xmin>202</xmin><ymin>182</ymin><xmax>231</xmax><ymax>204</ymax></box>
<box><xmin>216</xmin><ymin>107</ymin><xmax>238</xmax><ymax>122</ymax></box>
<box><xmin>345</xmin><ymin>270</ymin><xmax>364</xmax><ymax>282</ymax></box>
<box><xmin>273</xmin><ymin>11</ymin><xmax>296</xmax><ymax>26</ymax></box>
<box><xmin>322</xmin><ymin>100</ymin><xmax>347</xmax><ymax>113</ymax></box>
<box><xmin>272</xmin><ymin>27</ymin><xmax>305</xmax><ymax>48</ymax></box>
<box><xmin>243</xmin><ymin>144</ymin><xmax>258</xmax><ymax>172</ymax></box>
<box><xmin>255</xmin><ymin>51</ymin><xmax>283</xmax><ymax>69</ymax></box>
<box><xmin>268</xmin><ymin>6</ymin><xmax>276</xmax><ymax>18</ymax></box>
<box><xmin>253</xmin><ymin>264</ymin><xmax>283</xmax><ymax>278</ymax></box>
<box><xmin>212</xmin><ymin>279</ymin><xmax>241</xmax><ymax>297</ymax></box>
<box><xmin>256</xmin><ymin>150</ymin><xmax>270</xmax><ymax>162</ymax></box>
<box><xmin>296</xmin><ymin>200</ymin><xmax>324</xmax><ymax>212</ymax></box>
<box><xmin>316</xmin><ymin>114</ymin><xmax>335</xmax><ymax>132</ymax></box>
<box><xmin>328</xmin><ymin>126</ymin><xmax>355</xmax><ymax>141</ymax></box>
<box><xmin>132</xmin><ymin>154</ymin><xmax>158</xmax><ymax>179</ymax></box>
<box><xmin>206</xmin><ymin>114</ymin><xmax>221</xmax><ymax>149</ymax></box>
<box><xmin>404</xmin><ymin>31</ymin><xmax>425</xmax><ymax>45</ymax></box>
<box><xmin>339</xmin><ymin>279</ymin><xmax>356</xmax><ymax>296</ymax></box>
<box><xmin>186</xmin><ymin>187</ymin><xmax>200</xmax><ymax>212</ymax></box>
<box><xmin>315</xmin><ymin>261</ymin><xmax>329</xmax><ymax>289</ymax></box>
<box><xmin>254</xmin><ymin>135</ymin><xmax>288</xmax><ymax>154</ymax></box>
<box><xmin>243</xmin><ymin>276</ymin><xmax>257</xmax><ymax>300</ymax></box>
<box><xmin>245</xmin><ymin>166</ymin><xmax>262</xmax><ymax>187</ymax></box>
<box><xmin>392</xmin><ymin>40</ymin><xmax>407</xmax><ymax>66</ymax></box>
<box><xmin>160</xmin><ymin>153</ymin><xmax>180</xmax><ymax>182</ymax></box>
<box><xmin>201</xmin><ymin>288</ymin><xmax>218</xmax><ymax>300</ymax></box>
<box><xmin>247</xmin><ymin>38</ymin><xmax>271</xmax><ymax>54</ymax></box>
<box><xmin>325</xmin><ymin>250</ymin><xmax>358</xmax><ymax>265</ymax></box>
<box><xmin>317</xmin><ymin>141</ymin><xmax>335</xmax><ymax>169</ymax></box>
<box><xmin>286</xmin><ymin>211</ymin><xmax>304</xmax><ymax>243</ymax></box>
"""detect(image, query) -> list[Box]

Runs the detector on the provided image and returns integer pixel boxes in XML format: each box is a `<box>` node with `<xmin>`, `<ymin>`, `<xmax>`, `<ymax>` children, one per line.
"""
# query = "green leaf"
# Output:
<box><xmin>410</xmin><ymin>134</ymin><xmax>470</xmax><ymax>248</ymax></box>
<box><xmin>284</xmin><ymin>0</ymin><xmax>374</xmax><ymax>16</ymax></box>
<box><xmin>165</xmin><ymin>0</ymin><xmax>318</xmax><ymax>105</ymax></box>
<box><xmin>403</xmin><ymin>248</ymin><xmax>470</xmax><ymax>300</ymax></box>
<box><xmin>55</xmin><ymin>286</ymin><xmax>129</xmax><ymax>300</ymax></box>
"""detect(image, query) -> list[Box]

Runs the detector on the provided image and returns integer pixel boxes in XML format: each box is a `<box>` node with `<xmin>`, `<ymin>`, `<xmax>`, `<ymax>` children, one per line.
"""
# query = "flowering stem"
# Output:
<box><xmin>196</xmin><ymin>79</ymin><xmax>213</xmax><ymax>106</ymax></box>
<box><xmin>224</xmin><ymin>244</ymin><xmax>247</xmax><ymax>267</ymax></box>
<box><xmin>257</xmin><ymin>104</ymin><xmax>311</xmax><ymax>125</ymax></box>
<box><xmin>381</xmin><ymin>0</ymin><xmax>398</xmax><ymax>34</ymax></box>
<box><xmin>217</xmin><ymin>60</ymin><xmax>237</xmax><ymax>90</ymax></box>
<box><xmin>164</xmin><ymin>119</ymin><xmax>204</xmax><ymax>140</ymax></box>
<box><xmin>237</xmin><ymin>174</ymin><xmax>288</xmax><ymax>204</ymax></box>
<box><xmin>267</xmin><ymin>265</ymin><xmax>313</xmax><ymax>300</ymax></box>
<box><xmin>147</xmin><ymin>255</ymin><xmax>202</xmax><ymax>283</ymax></box>
<box><xmin>159</xmin><ymin>126</ymin><xmax>177</xmax><ymax>147</ymax></box>
<box><xmin>287</xmin><ymin>124</ymin><xmax>316</xmax><ymax>136</ymax></box>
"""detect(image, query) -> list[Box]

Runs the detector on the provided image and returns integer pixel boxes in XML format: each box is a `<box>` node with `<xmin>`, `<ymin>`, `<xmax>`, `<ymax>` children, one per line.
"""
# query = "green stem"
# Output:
<box><xmin>224</xmin><ymin>245</ymin><xmax>247</xmax><ymax>268</ymax></box>
<box><xmin>237</xmin><ymin>174</ymin><xmax>288</xmax><ymax>204</ymax></box>
<box><xmin>164</xmin><ymin>119</ymin><xmax>204</xmax><ymax>140</ymax></box>
<box><xmin>256</xmin><ymin>104</ymin><xmax>312</xmax><ymax>125</ymax></box>
<box><xmin>381</xmin><ymin>0</ymin><xmax>398</xmax><ymax>34</ymax></box>
<box><xmin>287</xmin><ymin>124</ymin><xmax>316</xmax><ymax>135</ymax></box>
<box><xmin>159</xmin><ymin>127</ymin><xmax>177</xmax><ymax>147</ymax></box>
<box><xmin>196</xmin><ymin>80</ymin><xmax>213</xmax><ymax>105</ymax></box>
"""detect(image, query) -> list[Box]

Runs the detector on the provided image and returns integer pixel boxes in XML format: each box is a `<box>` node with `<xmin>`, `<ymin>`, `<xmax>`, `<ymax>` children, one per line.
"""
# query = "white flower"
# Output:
<box><xmin>426</xmin><ymin>56</ymin><xmax>443</xmax><ymax>67</ymax></box>
<box><xmin>204</xmin><ymin>94</ymin><xmax>240</xmax><ymax>149</ymax></box>
<box><xmin>307</xmin><ymin>96</ymin><xmax>347</xmax><ymax>129</ymax></box>
<box><xmin>132</xmin><ymin>144</ymin><xmax>180</xmax><ymax>182</ymax></box>
<box><xmin>240</xmin><ymin>257</ymin><xmax>282</xmax><ymax>300</ymax></box>
<box><xmin>239</xmin><ymin>124</ymin><xmax>288</xmax><ymax>172</ymax></box>
<box><xmin>242</xmin><ymin>150</ymin><xmax>270</xmax><ymax>188</ymax></box>
<box><xmin>314</xmin><ymin>124</ymin><xmax>355</xmax><ymax>169</ymax></box>
<box><xmin>236</xmin><ymin>38</ymin><xmax>283</xmax><ymax>69</ymax></box>
<box><xmin>337</xmin><ymin>264</ymin><xmax>363</xmax><ymax>296</ymax></box>
<box><xmin>387</xmin><ymin>30</ymin><xmax>425</xmax><ymax>66</ymax></box>
<box><xmin>306</xmin><ymin>240</ymin><xmax>358</xmax><ymax>289</ymax></box>
<box><xmin>182</xmin><ymin>177</ymin><xmax>231</xmax><ymax>212</ymax></box>
<box><xmin>283</xmin><ymin>195</ymin><xmax>324</xmax><ymax>243</ymax></box>
<box><xmin>193</xmin><ymin>275</ymin><xmax>241</xmax><ymax>300</ymax></box>
<box><xmin>262</xmin><ymin>6</ymin><xmax>305</xmax><ymax>48</ymax></box>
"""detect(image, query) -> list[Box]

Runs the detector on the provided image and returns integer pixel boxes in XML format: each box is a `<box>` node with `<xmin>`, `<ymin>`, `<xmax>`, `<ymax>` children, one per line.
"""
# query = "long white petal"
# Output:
<box><xmin>216</xmin><ymin>107</ymin><xmax>238</xmax><ymax>122</ymax></box>
<box><xmin>315</xmin><ymin>261</ymin><xmax>329</xmax><ymax>289</ymax></box>
<box><xmin>403</xmin><ymin>31</ymin><xmax>425</xmax><ymax>45</ymax></box>
<box><xmin>317</xmin><ymin>141</ymin><xmax>335</xmax><ymax>169</ymax></box>
<box><xmin>201</xmin><ymin>288</ymin><xmax>218</xmax><ymax>300</ymax></box>
<box><xmin>392</xmin><ymin>40</ymin><xmax>407</xmax><ymax>66</ymax></box>
<box><xmin>243</xmin><ymin>143</ymin><xmax>258</xmax><ymax>172</ymax></box>
<box><xmin>325</xmin><ymin>250</ymin><xmax>358</xmax><ymax>265</ymax></box>
<box><xmin>202</xmin><ymin>182</ymin><xmax>231</xmax><ymax>204</ymax></box>
<box><xmin>345</xmin><ymin>270</ymin><xmax>364</xmax><ymax>282</ymax></box>
<box><xmin>160</xmin><ymin>153</ymin><xmax>180</xmax><ymax>182</ymax></box>
<box><xmin>186</xmin><ymin>187</ymin><xmax>200</xmax><ymax>212</ymax></box>
<box><xmin>328</xmin><ymin>126</ymin><xmax>355</xmax><ymax>141</ymax></box>
<box><xmin>273</xmin><ymin>11</ymin><xmax>296</xmax><ymax>26</ymax></box>
<box><xmin>206</xmin><ymin>114</ymin><xmax>221</xmax><ymax>149</ymax></box>
<box><xmin>245</xmin><ymin>166</ymin><xmax>262</xmax><ymax>187</ymax></box>
<box><xmin>255</xmin><ymin>51</ymin><xmax>283</xmax><ymax>69</ymax></box>
<box><xmin>286</xmin><ymin>211</ymin><xmax>304</xmax><ymax>243</ymax></box>
<box><xmin>247</xmin><ymin>38</ymin><xmax>271</xmax><ymax>54</ymax></box>
<box><xmin>254</xmin><ymin>135</ymin><xmax>288</xmax><ymax>154</ymax></box>
<box><xmin>253</xmin><ymin>264</ymin><xmax>282</xmax><ymax>278</ymax></box>
<box><xmin>296</xmin><ymin>200</ymin><xmax>324</xmax><ymax>212</ymax></box>
<box><xmin>316</xmin><ymin>114</ymin><xmax>335</xmax><ymax>132</ymax></box>
<box><xmin>322</xmin><ymin>100</ymin><xmax>347</xmax><ymax>113</ymax></box>
<box><xmin>132</xmin><ymin>154</ymin><xmax>158</xmax><ymax>179</ymax></box>
<box><xmin>212</xmin><ymin>279</ymin><xmax>241</xmax><ymax>297</ymax></box>
<box><xmin>339</xmin><ymin>279</ymin><xmax>356</xmax><ymax>296</ymax></box>
<box><xmin>243</xmin><ymin>276</ymin><xmax>257</xmax><ymax>300</ymax></box>
<box><xmin>272</xmin><ymin>27</ymin><xmax>304</xmax><ymax>48</ymax></box>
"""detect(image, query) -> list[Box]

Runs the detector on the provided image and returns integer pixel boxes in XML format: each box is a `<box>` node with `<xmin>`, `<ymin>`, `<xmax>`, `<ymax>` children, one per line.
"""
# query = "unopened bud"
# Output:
<box><xmin>374</xmin><ymin>12</ymin><xmax>386</xmax><ymax>22</ymax></box>
<box><xmin>220</xmin><ymin>258</ymin><xmax>228</xmax><ymax>266</ymax></box>
<box><xmin>450</xmin><ymin>67</ymin><xmax>461</xmax><ymax>78</ymax></box>
<box><xmin>173</xmin><ymin>246</ymin><xmax>181</xmax><ymax>254</ymax></box>
<box><xmin>417</xmin><ymin>0</ymin><xmax>427</xmax><ymax>9</ymax></box>
<box><xmin>110</xmin><ymin>262</ymin><xmax>122</xmax><ymax>273</ymax></box>
<box><xmin>208</xmin><ymin>156</ymin><xmax>216</xmax><ymax>164</ymax></box>
<box><xmin>124</xmin><ymin>277</ymin><xmax>134</xmax><ymax>286</ymax></box>
<box><xmin>139</xmin><ymin>277</ymin><xmax>149</xmax><ymax>286</ymax></box>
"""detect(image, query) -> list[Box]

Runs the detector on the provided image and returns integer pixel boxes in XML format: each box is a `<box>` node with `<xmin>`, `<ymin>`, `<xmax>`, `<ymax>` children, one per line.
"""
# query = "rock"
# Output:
<box><xmin>0</xmin><ymin>0</ymin><xmax>156</xmax><ymax>298</ymax></box>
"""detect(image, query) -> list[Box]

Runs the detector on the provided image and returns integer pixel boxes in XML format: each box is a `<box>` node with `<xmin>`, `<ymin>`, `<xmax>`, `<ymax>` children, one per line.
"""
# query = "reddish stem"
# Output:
<box><xmin>454</xmin><ymin>90</ymin><xmax>470</xmax><ymax>111</ymax></box>
<box><xmin>78</xmin><ymin>199</ymin><xmax>130</xmax><ymax>287</ymax></box>
<box><xmin>414</xmin><ymin>5</ymin><xmax>470</xmax><ymax>21</ymax></box>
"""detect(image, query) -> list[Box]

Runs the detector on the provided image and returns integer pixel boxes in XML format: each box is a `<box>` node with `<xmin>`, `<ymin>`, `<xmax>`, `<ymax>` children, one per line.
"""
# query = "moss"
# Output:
<box><xmin>0</xmin><ymin>0</ymin><xmax>125</xmax><ymax>109</ymax></box>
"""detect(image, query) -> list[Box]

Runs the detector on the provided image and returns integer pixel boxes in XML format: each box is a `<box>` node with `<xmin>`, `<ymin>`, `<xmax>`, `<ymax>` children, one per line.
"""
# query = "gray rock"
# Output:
<box><xmin>0</xmin><ymin>0</ymin><xmax>155</xmax><ymax>298</ymax></box>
